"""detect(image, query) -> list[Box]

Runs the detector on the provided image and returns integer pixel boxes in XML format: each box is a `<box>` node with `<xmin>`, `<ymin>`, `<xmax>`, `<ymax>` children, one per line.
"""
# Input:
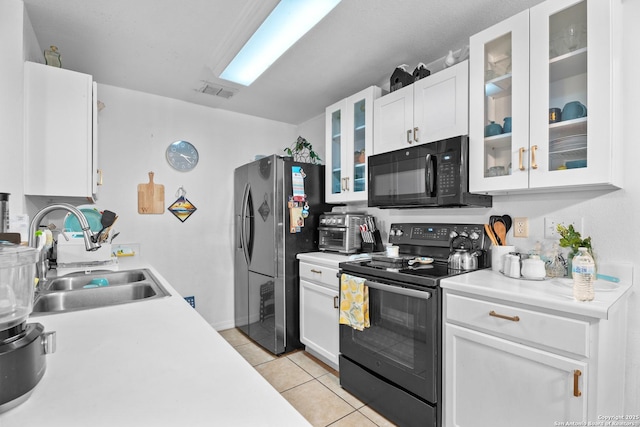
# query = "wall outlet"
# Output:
<box><xmin>513</xmin><ymin>217</ymin><xmax>529</xmax><ymax>238</ymax></box>
<box><xmin>544</xmin><ymin>217</ymin><xmax>583</xmax><ymax>239</ymax></box>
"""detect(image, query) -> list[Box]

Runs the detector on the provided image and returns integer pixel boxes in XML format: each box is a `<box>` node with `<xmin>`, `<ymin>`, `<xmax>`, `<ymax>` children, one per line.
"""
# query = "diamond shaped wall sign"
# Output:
<box><xmin>168</xmin><ymin>196</ymin><xmax>197</xmax><ymax>222</ymax></box>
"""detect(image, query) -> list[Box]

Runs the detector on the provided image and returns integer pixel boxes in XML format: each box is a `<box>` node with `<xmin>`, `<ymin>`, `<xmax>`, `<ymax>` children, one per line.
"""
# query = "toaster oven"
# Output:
<box><xmin>318</xmin><ymin>213</ymin><xmax>366</xmax><ymax>254</ymax></box>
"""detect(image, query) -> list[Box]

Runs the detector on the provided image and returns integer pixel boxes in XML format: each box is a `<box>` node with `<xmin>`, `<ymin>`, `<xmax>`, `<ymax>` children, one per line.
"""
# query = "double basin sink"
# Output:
<box><xmin>31</xmin><ymin>269</ymin><xmax>170</xmax><ymax>315</ymax></box>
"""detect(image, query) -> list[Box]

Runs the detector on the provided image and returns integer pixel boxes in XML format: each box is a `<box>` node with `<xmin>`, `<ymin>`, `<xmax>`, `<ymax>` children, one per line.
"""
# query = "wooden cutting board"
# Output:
<box><xmin>138</xmin><ymin>172</ymin><xmax>165</xmax><ymax>214</ymax></box>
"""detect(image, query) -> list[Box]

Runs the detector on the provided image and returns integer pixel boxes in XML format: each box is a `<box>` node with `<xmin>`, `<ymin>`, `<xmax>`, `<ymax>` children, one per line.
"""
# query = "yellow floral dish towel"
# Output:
<box><xmin>339</xmin><ymin>274</ymin><xmax>370</xmax><ymax>331</ymax></box>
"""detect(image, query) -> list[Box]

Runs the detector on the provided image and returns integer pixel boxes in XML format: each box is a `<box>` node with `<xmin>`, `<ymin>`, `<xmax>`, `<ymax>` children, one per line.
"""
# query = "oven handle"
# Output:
<box><xmin>319</xmin><ymin>227</ymin><xmax>348</xmax><ymax>231</ymax></box>
<box><xmin>365</xmin><ymin>279</ymin><xmax>432</xmax><ymax>300</ymax></box>
<box><xmin>337</xmin><ymin>273</ymin><xmax>432</xmax><ymax>300</ymax></box>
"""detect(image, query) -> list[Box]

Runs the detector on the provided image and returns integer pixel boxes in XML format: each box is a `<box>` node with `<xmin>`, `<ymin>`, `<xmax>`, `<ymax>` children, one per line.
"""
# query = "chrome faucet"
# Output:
<box><xmin>29</xmin><ymin>203</ymin><xmax>101</xmax><ymax>285</ymax></box>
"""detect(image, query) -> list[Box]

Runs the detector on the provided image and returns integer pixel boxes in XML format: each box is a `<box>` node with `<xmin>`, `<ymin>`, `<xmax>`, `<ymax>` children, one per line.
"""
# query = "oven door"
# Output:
<box><xmin>339</xmin><ymin>274</ymin><xmax>439</xmax><ymax>402</ymax></box>
<box><xmin>318</xmin><ymin>227</ymin><xmax>347</xmax><ymax>252</ymax></box>
<box><xmin>368</xmin><ymin>143</ymin><xmax>438</xmax><ymax>208</ymax></box>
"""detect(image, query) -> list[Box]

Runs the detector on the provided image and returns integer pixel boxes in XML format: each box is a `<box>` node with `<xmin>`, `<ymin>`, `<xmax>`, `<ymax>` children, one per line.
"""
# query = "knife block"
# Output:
<box><xmin>361</xmin><ymin>230</ymin><xmax>385</xmax><ymax>253</ymax></box>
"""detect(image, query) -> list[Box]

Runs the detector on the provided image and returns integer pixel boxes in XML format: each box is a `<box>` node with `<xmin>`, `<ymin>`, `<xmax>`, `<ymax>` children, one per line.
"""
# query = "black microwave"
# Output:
<box><xmin>368</xmin><ymin>136</ymin><xmax>492</xmax><ymax>208</ymax></box>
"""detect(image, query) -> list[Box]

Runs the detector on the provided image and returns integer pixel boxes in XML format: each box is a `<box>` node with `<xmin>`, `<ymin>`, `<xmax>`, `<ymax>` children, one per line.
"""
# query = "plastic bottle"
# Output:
<box><xmin>572</xmin><ymin>247</ymin><xmax>595</xmax><ymax>301</ymax></box>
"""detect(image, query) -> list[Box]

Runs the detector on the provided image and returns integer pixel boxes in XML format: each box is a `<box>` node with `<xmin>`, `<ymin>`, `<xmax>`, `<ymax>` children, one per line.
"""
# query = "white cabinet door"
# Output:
<box><xmin>299</xmin><ymin>279</ymin><xmax>339</xmax><ymax>368</ymax></box>
<box><xmin>469</xmin><ymin>0</ymin><xmax>622</xmax><ymax>194</ymax></box>
<box><xmin>24</xmin><ymin>62</ymin><xmax>99</xmax><ymax>200</ymax></box>
<box><xmin>445</xmin><ymin>324</ymin><xmax>587</xmax><ymax>427</ymax></box>
<box><xmin>373</xmin><ymin>84</ymin><xmax>414</xmax><ymax>155</ymax></box>
<box><xmin>325</xmin><ymin>86</ymin><xmax>380</xmax><ymax>203</ymax></box>
<box><xmin>374</xmin><ymin>61</ymin><xmax>469</xmax><ymax>155</ymax></box>
<box><xmin>413</xmin><ymin>61</ymin><xmax>469</xmax><ymax>145</ymax></box>
<box><xmin>469</xmin><ymin>10</ymin><xmax>530</xmax><ymax>193</ymax></box>
<box><xmin>528</xmin><ymin>0</ymin><xmax>621</xmax><ymax>190</ymax></box>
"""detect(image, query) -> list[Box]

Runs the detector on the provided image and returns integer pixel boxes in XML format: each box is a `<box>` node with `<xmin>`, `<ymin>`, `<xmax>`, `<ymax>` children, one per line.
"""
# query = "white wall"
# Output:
<box><xmin>94</xmin><ymin>84</ymin><xmax>297</xmax><ymax>329</ymax></box>
<box><xmin>296</xmin><ymin>113</ymin><xmax>326</xmax><ymax>163</ymax></box>
<box><xmin>0</xmin><ymin>0</ymin><xmax>25</xmax><ymax>215</ymax></box>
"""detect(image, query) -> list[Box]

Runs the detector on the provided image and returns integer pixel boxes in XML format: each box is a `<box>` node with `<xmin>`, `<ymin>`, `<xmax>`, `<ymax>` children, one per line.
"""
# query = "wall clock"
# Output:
<box><xmin>166</xmin><ymin>140</ymin><xmax>199</xmax><ymax>171</ymax></box>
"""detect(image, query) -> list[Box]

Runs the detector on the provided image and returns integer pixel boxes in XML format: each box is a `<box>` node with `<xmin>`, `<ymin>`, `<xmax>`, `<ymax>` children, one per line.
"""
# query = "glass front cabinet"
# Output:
<box><xmin>325</xmin><ymin>86</ymin><xmax>381</xmax><ymax>203</ymax></box>
<box><xmin>469</xmin><ymin>0</ymin><xmax>622</xmax><ymax>194</ymax></box>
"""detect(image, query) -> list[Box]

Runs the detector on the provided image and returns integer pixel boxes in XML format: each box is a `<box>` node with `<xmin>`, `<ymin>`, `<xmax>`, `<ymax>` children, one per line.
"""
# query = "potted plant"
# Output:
<box><xmin>556</xmin><ymin>224</ymin><xmax>594</xmax><ymax>277</ymax></box>
<box><xmin>283</xmin><ymin>136</ymin><xmax>322</xmax><ymax>165</ymax></box>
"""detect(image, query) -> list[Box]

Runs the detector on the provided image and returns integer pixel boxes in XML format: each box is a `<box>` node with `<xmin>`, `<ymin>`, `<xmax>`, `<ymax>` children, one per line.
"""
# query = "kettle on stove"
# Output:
<box><xmin>448</xmin><ymin>234</ymin><xmax>482</xmax><ymax>271</ymax></box>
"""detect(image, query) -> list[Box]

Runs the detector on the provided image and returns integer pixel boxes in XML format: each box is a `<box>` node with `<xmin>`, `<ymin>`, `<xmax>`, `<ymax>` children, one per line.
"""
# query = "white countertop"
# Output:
<box><xmin>441</xmin><ymin>265</ymin><xmax>634</xmax><ymax>319</ymax></box>
<box><xmin>0</xmin><ymin>264</ymin><xmax>310</xmax><ymax>427</ymax></box>
<box><xmin>296</xmin><ymin>251</ymin><xmax>371</xmax><ymax>268</ymax></box>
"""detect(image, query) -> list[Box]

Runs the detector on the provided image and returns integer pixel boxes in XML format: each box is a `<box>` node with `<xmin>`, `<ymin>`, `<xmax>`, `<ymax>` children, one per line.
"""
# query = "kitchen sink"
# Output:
<box><xmin>31</xmin><ymin>269</ymin><xmax>170</xmax><ymax>315</ymax></box>
<box><xmin>45</xmin><ymin>270</ymin><xmax>147</xmax><ymax>290</ymax></box>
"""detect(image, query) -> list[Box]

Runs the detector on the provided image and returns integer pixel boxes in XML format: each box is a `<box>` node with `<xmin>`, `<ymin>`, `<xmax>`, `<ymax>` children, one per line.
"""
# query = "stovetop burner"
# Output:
<box><xmin>339</xmin><ymin>222</ymin><xmax>491</xmax><ymax>288</ymax></box>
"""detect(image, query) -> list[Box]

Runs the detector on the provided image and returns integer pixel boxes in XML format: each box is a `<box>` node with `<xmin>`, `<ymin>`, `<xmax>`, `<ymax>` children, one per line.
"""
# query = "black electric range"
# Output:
<box><xmin>337</xmin><ymin>222</ymin><xmax>490</xmax><ymax>427</ymax></box>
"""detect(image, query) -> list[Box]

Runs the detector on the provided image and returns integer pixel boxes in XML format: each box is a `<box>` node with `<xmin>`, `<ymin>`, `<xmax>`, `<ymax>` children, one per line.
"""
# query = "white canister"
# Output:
<box><xmin>491</xmin><ymin>245</ymin><xmax>515</xmax><ymax>273</ymax></box>
<box><xmin>521</xmin><ymin>255</ymin><xmax>546</xmax><ymax>280</ymax></box>
<box><xmin>386</xmin><ymin>245</ymin><xmax>399</xmax><ymax>257</ymax></box>
<box><xmin>503</xmin><ymin>254</ymin><xmax>521</xmax><ymax>278</ymax></box>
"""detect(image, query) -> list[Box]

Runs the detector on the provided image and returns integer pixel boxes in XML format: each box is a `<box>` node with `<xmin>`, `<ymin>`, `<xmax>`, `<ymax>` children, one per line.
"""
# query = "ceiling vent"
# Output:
<box><xmin>198</xmin><ymin>82</ymin><xmax>239</xmax><ymax>99</ymax></box>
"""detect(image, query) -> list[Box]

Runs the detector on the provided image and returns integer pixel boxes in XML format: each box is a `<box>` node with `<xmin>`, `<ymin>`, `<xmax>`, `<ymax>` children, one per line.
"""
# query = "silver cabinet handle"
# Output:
<box><xmin>407</xmin><ymin>129</ymin><xmax>412</xmax><ymax>144</ymax></box>
<box><xmin>414</xmin><ymin>127</ymin><xmax>419</xmax><ymax>142</ymax></box>
<box><xmin>310</xmin><ymin>269</ymin><xmax>322</xmax><ymax>274</ymax></box>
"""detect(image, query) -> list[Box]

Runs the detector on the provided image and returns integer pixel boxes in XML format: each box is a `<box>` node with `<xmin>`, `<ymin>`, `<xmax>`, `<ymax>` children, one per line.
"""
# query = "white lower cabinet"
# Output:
<box><xmin>299</xmin><ymin>260</ymin><xmax>340</xmax><ymax>370</ymax></box>
<box><xmin>443</xmin><ymin>291</ymin><xmax>627</xmax><ymax>427</ymax></box>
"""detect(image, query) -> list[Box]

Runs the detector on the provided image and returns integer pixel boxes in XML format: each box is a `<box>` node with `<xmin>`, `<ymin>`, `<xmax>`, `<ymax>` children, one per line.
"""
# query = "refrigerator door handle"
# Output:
<box><xmin>240</xmin><ymin>183</ymin><xmax>252</xmax><ymax>264</ymax></box>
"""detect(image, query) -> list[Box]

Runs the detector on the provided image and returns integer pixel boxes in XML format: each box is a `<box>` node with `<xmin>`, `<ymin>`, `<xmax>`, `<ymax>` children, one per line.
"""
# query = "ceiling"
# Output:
<box><xmin>23</xmin><ymin>0</ymin><xmax>543</xmax><ymax>125</ymax></box>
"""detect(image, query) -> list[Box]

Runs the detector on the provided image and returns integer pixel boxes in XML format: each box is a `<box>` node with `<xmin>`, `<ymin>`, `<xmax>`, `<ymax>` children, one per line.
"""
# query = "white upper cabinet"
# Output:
<box><xmin>24</xmin><ymin>62</ymin><xmax>101</xmax><ymax>200</ymax></box>
<box><xmin>325</xmin><ymin>86</ymin><xmax>381</xmax><ymax>203</ymax></box>
<box><xmin>373</xmin><ymin>61</ymin><xmax>469</xmax><ymax>155</ymax></box>
<box><xmin>469</xmin><ymin>0</ymin><xmax>622</xmax><ymax>194</ymax></box>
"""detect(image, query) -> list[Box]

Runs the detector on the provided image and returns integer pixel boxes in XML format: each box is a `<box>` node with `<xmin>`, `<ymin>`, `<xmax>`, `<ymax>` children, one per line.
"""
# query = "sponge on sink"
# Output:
<box><xmin>83</xmin><ymin>278</ymin><xmax>109</xmax><ymax>289</ymax></box>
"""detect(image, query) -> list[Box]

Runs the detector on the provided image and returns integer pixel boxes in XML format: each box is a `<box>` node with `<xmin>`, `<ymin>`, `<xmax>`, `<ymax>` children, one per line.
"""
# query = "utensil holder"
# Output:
<box><xmin>361</xmin><ymin>230</ymin><xmax>384</xmax><ymax>253</ymax></box>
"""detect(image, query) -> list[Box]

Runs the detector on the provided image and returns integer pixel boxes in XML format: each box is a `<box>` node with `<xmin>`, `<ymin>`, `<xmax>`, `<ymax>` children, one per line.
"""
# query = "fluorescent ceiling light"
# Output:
<box><xmin>220</xmin><ymin>0</ymin><xmax>341</xmax><ymax>86</ymax></box>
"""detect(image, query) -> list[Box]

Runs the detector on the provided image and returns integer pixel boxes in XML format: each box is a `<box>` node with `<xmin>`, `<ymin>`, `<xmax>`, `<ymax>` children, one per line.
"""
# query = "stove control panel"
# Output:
<box><xmin>388</xmin><ymin>223</ymin><xmax>486</xmax><ymax>249</ymax></box>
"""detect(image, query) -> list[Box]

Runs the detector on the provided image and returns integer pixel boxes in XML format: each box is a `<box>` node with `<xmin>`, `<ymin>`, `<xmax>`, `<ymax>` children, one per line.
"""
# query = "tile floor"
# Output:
<box><xmin>219</xmin><ymin>328</ymin><xmax>397</xmax><ymax>427</ymax></box>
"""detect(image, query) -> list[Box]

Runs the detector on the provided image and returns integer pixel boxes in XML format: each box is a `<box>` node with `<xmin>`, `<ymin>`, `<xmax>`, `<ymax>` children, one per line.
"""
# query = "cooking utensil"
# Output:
<box><xmin>407</xmin><ymin>257</ymin><xmax>434</xmax><ymax>266</ymax></box>
<box><xmin>109</xmin><ymin>231</ymin><xmax>120</xmax><ymax>244</ymax></box>
<box><xmin>92</xmin><ymin>210</ymin><xmax>117</xmax><ymax>243</ymax></box>
<box><xmin>493</xmin><ymin>220</ymin><xmax>507</xmax><ymax>246</ymax></box>
<box><xmin>138</xmin><ymin>172</ymin><xmax>165</xmax><ymax>214</ymax></box>
<box><xmin>488</xmin><ymin>215</ymin><xmax>502</xmax><ymax>245</ymax></box>
<box><xmin>484</xmin><ymin>224</ymin><xmax>499</xmax><ymax>246</ymax></box>
<box><xmin>99</xmin><ymin>216</ymin><xmax>118</xmax><ymax>243</ymax></box>
<box><xmin>501</xmin><ymin>215</ymin><xmax>512</xmax><ymax>233</ymax></box>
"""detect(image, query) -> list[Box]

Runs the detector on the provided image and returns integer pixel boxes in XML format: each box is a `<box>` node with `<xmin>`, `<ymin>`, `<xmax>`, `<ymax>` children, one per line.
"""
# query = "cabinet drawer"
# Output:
<box><xmin>299</xmin><ymin>262</ymin><xmax>339</xmax><ymax>289</ymax></box>
<box><xmin>445</xmin><ymin>293</ymin><xmax>590</xmax><ymax>357</ymax></box>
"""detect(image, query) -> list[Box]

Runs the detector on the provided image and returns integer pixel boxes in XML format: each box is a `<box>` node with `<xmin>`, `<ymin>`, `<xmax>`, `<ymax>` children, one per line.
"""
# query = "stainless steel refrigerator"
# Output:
<box><xmin>234</xmin><ymin>155</ymin><xmax>329</xmax><ymax>355</ymax></box>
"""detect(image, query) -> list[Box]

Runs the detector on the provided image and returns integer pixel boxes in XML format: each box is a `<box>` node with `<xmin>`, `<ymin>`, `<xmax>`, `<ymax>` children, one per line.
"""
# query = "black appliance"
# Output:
<box><xmin>367</xmin><ymin>135</ymin><xmax>492</xmax><ymax>208</ymax></box>
<box><xmin>338</xmin><ymin>223</ymin><xmax>489</xmax><ymax>427</ymax></box>
<box><xmin>234</xmin><ymin>155</ymin><xmax>330</xmax><ymax>355</ymax></box>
